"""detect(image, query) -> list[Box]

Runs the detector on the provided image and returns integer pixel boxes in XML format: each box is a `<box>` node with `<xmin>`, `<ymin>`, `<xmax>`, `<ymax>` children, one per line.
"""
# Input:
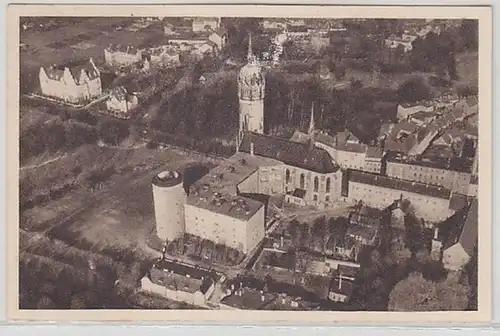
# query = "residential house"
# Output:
<box><xmin>432</xmin><ymin>199</ymin><xmax>477</xmax><ymax>271</ymax></box>
<box><xmin>261</xmin><ymin>18</ymin><xmax>288</xmax><ymax>31</ymax></box>
<box><xmin>140</xmin><ymin>259</ymin><xmax>219</xmax><ymax>307</ymax></box>
<box><xmin>39</xmin><ymin>58</ymin><xmax>102</xmax><ymax>103</ymax></box>
<box><xmin>328</xmin><ymin>274</ymin><xmax>355</xmax><ymax>303</ymax></box>
<box><xmin>192</xmin><ymin>17</ymin><xmax>220</xmax><ymax>32</ymax></box>
<box><xmin>104</xmin><ymin>44</ymin><xmax>142</xmax><ymax>67</ymax></box>
<box><xmin>208</xmin><ymin>27</ymin><xmax>228</xmax><ymax>50</ymax></box>
<box><xmin>106</xmin><ymin>86</ymin><xmax>138</xmax><ymax>119</ymax></box>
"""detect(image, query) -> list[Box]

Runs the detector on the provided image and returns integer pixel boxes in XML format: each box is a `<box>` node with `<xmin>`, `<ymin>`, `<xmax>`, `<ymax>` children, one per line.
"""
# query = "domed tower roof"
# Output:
<box><xmin>238</xmin><ymin>33</ymin><xmax>264</xmax><ymax>86</ymax></box>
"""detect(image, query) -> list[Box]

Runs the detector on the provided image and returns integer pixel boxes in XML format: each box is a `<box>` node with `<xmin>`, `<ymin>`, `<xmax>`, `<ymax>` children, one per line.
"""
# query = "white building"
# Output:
<box><xmin>192</xmin><ymin>17</ymin><xmax>220</xmax><ymax>32</ymax></box>
<box><xmin>104</xmin><ymin>45</ymin><xmax>142</xmax><ymax>67</ymax></box>
<box><xmin>106</xmin><ymin>86</ymin><xmax>138</xmax><ymax>119</ymax></box>
<box><xmin>237</xmin><ymin>34</ymin><xmax>266</xmax><ymax>148</ymax></box>
<box><xmin>140</xmin><ymin>259</ymin><xmax>217</xmax><ymax>306</ymax></box>
<box><xmin>39</xmin><ymin>58</ymin><xmax>102</xmax><ymax>103</ymax></box>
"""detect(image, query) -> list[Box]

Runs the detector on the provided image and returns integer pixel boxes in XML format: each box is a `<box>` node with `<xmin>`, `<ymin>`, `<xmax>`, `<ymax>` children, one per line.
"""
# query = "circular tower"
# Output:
<box><xmin>152</xmin><ymin>170</ymin><xmax>186</xmax><ymax>242</ymax></box>
<box><xmin>237</xmin><ymin>33</ymin><xmax>265</xmax><ymax>148</ymax></box>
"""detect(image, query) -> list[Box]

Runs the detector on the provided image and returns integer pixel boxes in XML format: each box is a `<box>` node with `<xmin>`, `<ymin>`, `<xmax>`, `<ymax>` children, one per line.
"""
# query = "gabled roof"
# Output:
<box><xmin>43</xmin><ymin>59</ymin><xmax>99</xmax><ymax>84</ymax></box>
<box><xmin>239</xmin><ymin>132</ymin><xmax>338</xmax><ymax>174</ymax></box>
<box><xmin>443</xmin><ymin>199</ymin><xmax>477</xmax><ymax>257</ymax></box>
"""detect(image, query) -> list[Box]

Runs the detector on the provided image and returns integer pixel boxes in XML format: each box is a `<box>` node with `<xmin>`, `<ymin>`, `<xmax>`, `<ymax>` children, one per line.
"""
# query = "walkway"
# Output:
<box><xmin>20</xmin><ymin>154</ymin><xmax>67</xmax><ymax>171</ymax></box>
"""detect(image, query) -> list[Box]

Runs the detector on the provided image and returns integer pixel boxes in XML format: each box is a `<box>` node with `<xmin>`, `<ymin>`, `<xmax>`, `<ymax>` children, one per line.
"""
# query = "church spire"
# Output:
<box><xmin>308</xmin><ymin>101</ymin><xmax>315</xmax><ymax>136</ymax></box>
<box><xmin>247</xmin><ymin>33</ymin><xmax>256</xmax><ymax>64</ymax></box>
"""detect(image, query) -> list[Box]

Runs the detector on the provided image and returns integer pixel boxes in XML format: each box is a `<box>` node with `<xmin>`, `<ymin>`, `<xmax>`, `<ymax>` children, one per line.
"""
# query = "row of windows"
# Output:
<box><xmin>312</xmin><ymin>194</ymin><xmax>330</xmax><ymax>202</ymax></box>
<box><xmin>285</xmin><ymin>169</ymin><xmax>334</xmax><ymax>192</ymax></box>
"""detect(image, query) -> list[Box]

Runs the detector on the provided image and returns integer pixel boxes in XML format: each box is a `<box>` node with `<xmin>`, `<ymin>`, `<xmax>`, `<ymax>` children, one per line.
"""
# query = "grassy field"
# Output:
<box><xmin>21</xmin><ymin>144</ymin><xmax>219</xmax><ymax>260</ymax></box>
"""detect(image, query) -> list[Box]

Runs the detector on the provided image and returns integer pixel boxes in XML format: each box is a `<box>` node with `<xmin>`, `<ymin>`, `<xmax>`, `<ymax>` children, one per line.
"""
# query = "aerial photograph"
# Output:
<box><xmin>19</xmin><ymin>16</ymin><xmax>478</xmax><ymax>312</ymax></box>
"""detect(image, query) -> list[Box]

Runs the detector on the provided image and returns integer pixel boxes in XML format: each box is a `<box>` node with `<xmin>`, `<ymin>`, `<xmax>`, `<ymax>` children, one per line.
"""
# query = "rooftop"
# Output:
<box><xmin>442</xmin><ymin>198</ymin><xmax>477</xmax><ymax>257</ymax></box>
<box><xmin>186</xmin><ymin>152</ymin><xmax>277</xmax><ymax>221</ymax></box>
<box><xmin>43</xmin><ymin>58</ymin><xmax>99</xmax><ymax>84</ymax></box>
<box><xmin>148</xmin><ymin>259</ymin><xmax>217</xmax><ymax>294</ymax></box>
<box><xmin>221</xmin><ymin>288</ymin><xmax>275</xmax><ymax>310</ymax></box>
<box><xmin>329</xmin><ymin>277</ymin><xmax>355</xmax><ymax>298</ymax></box>
<box><xmin>239</xmin><ymin>132</ymin><xmax>338</xmax><ymax>174</ymax></box>
<box><xmin>386</xmin><ymin>150</ymin><xmax>473</xmax><ymax>174</ymax></box>
<box><xmin>349</xmin><ymin>170</ymin><xmax>452</xmax><ymax>199</ymax></box>
<box><xmin>152</xmin><ymin>170</ymin><xmax>184</xmax><ymax>188</ymax></box>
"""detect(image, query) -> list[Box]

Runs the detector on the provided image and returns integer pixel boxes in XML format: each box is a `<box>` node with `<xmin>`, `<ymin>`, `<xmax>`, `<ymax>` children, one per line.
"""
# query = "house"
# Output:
<box><xmin>106</xmin><ymin>86</ymin><xmax>138</xmax><ymax>119</ymax></box>
<box><xmin>328</xmin><ymin>274</ymin><xmax>355</xmax><ymax>303</ymax></box>
<box><xmin>192</xmin><ymin>17</ymin><xmax>220</xmax><ymax>32</ymax></box>
<box><xmin>39</xmin><ymin>58</ymin><xmax>102</xmax><ymax>103</ymax></box>
<box><xmin>285</xmin><ymin>188</ymin><xmax>307</xmax><ymax>207</ymax></box>
<box><xmin>140</xmin><ymin>258</ymin><xmax>219</xmax><ymax>307</ymax></box>
<box><xmin>261</xmin><ymin>18</ymin><xmax>288</xmax><ymax>31</ymax></box>
<box><xmin>385</xmin><ymin>34</ymin><xmax>414</xmax><ymax>52</ymax></box>
<box><xmin>441</xmin><ymin>199</ymin><xmax>478</xmax><ymax>271</ymax></box>
<box><xmin>208</xmin><ymin>27</ymin><xmax>228</xmax><ymax>50</ymax></box>
<box><xmin>104</xmin><ymin>44</ymin><xmax>142</xmax><ymax>67</ymax></box>
<box><xmin>143</xmin><ymin>47</ymin><xmax>181</xmax><ymax>68</ymax></box>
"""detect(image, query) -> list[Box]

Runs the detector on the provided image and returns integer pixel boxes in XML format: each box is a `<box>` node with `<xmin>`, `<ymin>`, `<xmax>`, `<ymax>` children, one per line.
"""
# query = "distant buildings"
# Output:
<box><xmin>104</xmin><ymin>42</ymin><xmax>181</xmax><ymax>70</ymax></box>
<box><xmin>39</xmin><ymin>58</ymin><xmax>102</xmax><ymax>103</ymax></box>
<box><xmin>192</xmin><ymin>17</ymin><xmax>221</xmax><ymax>33</ymax></box>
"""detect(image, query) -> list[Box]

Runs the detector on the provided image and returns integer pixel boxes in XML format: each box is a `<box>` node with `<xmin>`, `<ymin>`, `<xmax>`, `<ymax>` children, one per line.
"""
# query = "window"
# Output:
<box><xmin>325</xmin><ymin>195</ymin><xmax>330</xmax><ymax>202</ymax></box>
<box><xmin>300</xmin><ymin>173</ymin><xmax>305</xmax><ymax>189</ymax></box>
<box><xmin>285</xmin><ymin>169</ymin><xmax>290</xmax><ymax>184</ymax></box>
<box><xmin>326</xmin><ymin>177</ymin><xmax>331</xmax><ymax>193</ymax></box>
<box><xmin>314</xmin><ymin>176</ymin><xmax>319</xmax><ymax>192</ymax></box>
<box><xmin>313</xmin><ymin>195</ymin><xmax>318</xmax><ymax>202</ymax></box>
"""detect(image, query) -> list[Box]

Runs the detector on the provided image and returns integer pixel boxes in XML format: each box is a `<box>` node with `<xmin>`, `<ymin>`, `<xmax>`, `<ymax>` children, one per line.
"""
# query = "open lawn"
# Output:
<box><xmin>21</xmin><ymin>144</ymin><xmax>219</xmax><ymax>260</ymax></box>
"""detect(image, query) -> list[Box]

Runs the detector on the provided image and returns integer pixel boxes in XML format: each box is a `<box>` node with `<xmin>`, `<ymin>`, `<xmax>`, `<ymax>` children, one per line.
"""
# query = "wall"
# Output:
<box><xmin>245</xmin><ymin>206</ymin><xmax>266</xmax><ymax>254</ymax></box>
<box><xmin>258</xmin><ymin>165</ymin><xmax>285</xmax><ymax>195</ymax></box>
<box><xmin>347</xmin><ymin>181</ymin><xmax>453</xmax><ymax>223</ymax></box>
<box><xmin>40</xmin><ymin>67</ymin><xmax>102</xmax><ymax>103</ymax></box>
<box><xmin>284</xmin><ymin>166</ymin><xmax>342</xmax><ymax>208</ymax></box>
<box><xmin>386</xmin><ymin>161</ymin><xmax>471</xmax><ymax>193</ymax></box>
<box><xmin>239</xmin><ymin>99</ymin><xmax>264</xmax><ymax>134</ymax></box>
<box><xmin>237</xmin><ymin>169</ymin><xmax>260</xmax><ymax>194</ymax></box>
<box><xmin>185</xmin><ymin>203</ymin><xmax>265</xmax><ymax>253</ymax></box>
<box><xmin>152</xmin><ymin>181</ymin><xmax>186</xmax><ymax>241</ymax></box>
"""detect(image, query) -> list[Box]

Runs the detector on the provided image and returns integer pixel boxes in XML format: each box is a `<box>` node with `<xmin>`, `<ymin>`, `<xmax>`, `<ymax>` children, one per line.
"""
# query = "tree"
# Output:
<box><xmin>396</xmin><ymin>76</ymin><xmax>431</xmax><ymax>104</ymax></box>
<box><xmin>459</xmin><ymin>19</ymin><xmax>478</xmax><ymax>51</ymax></box>
<box><xmin>312</xmin><ymin>216</ymin><xmax>328</xmax><ymax>253</ymax></box>
<box><xmin>388</xmin><ymin>272</ymin><xmax>471</xmax><ymax>311</ymax></box>
<box><xmin>36</xmin><ymin>295</ymin><xmax>56</xmax><ymax>309</ymax></box>
<box><xmin>288</xmin><ymin>219</ymin><xmax>301</xmax><ymax>245</ymax></box>
<box><xmin>99</xmin><ymin>120</ymin><xmax>130</xmax><ymax>146</ymax></box>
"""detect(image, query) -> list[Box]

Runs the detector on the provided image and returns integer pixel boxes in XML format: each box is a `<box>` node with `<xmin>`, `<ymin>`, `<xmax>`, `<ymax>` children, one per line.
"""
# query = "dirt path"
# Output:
<box><xmin>20</xmin><ymin>154</ymin><xmax>67</xmax><ymax>171</ymax></box>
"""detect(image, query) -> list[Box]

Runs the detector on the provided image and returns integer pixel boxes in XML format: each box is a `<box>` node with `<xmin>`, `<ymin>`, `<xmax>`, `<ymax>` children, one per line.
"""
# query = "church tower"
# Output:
<box><xmin>237</xmin><ymin>33</ymin><xmax>265</xmax><ymax>149</ymax></box>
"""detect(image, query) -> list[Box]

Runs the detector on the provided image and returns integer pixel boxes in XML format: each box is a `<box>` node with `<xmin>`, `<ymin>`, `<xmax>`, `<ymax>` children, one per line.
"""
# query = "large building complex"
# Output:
<box><xmin>151</xmin><ymin>33</ymin><xmax>478</xmax><ymax>259</ymax></box>
<box><xmin>38</xmin><ymin>58</ymin><xmax>102</xmax><ymax>103</ymax></box>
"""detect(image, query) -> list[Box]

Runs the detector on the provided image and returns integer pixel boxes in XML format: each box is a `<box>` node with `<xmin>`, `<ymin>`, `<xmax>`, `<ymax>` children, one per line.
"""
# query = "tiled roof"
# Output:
<box><xmin>365</xmin><ymin>146</ymin><xmax>384</xmax><ymax>158</ymax></box>
<box><xmin>44</xmin><ymin>59</ymin><xmax>99</xmax><ymax>84</ymax></box>
<box><xmin>349</xmin><ymin>170</ymin><xmax>452</xmax><ymax>199</ymax></box>
<box><xmin>448</xmin><ymin>193</ymin><xmax>469</xmax><ymax>211</ymax></box>
<box><xmin>239</xmin><ymin>132</ymin><xmax>338</xmax><ymax>174</ymax></box>
<box><xmin>443</xmin><ymin>199</ymin><xmax>477</xmax><ymax>257</ymax></box>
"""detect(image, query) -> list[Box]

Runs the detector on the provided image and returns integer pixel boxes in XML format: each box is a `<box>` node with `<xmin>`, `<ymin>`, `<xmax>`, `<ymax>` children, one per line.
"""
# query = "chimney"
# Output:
<box><xmin>261</xmin><ymin>295</ymin><xmax>265</xmax><ymax>302</ymax></box>
<box><xmin>433</xmin><ymin>226</ymin><xmax>439</xmax><ymax>240</ymax></box>
<box><xmin>280</xmin><ymin>235</ymin><xmax>284</xmax><ymax>247</ymax></box>
<box><xmin>250</xmin><ymin>142</ymin><xmax>254</xmax><ymax>156</ymax></box>
<box><xmin>338</xmin><ymin>274</ymin><xmax>343</xmax><ymax>290</ymax></box>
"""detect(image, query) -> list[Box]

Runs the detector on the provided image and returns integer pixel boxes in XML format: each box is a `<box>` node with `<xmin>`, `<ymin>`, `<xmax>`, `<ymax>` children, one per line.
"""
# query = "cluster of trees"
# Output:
<box><xmin>167</xmin><ymin>234</ymin><xmax>244</xmax><ymax>267</ymax></box>
<box><xmin>20</xmin><ymin>111</ymin><xmax>132</xmax><ymax>164</ymax></box>
<box><xmin>286</xmin><ymin>216</ymin><xmax>349</xmax><ymax>255</ymax></box>
<box><xmin>20</xmin><ymin>121</ymin><xmax>98</xmax><ymax>164</ymax></box>
<box><xmin>388</xmin><ymin>271</ymin><xmax>471</xmax><ymax>311</ymax></box>
<box><xmin>151</xmin><ymin>75</ymin><xmax>239</xmax><ymax>140</ymax></box>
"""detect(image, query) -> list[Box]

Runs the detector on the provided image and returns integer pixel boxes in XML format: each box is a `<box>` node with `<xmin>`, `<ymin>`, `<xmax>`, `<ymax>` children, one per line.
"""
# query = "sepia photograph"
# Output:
<box><xmin>7</xmin><ymin>4</ymin><xmax>492</xmax><ymax>324</ymax></box>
